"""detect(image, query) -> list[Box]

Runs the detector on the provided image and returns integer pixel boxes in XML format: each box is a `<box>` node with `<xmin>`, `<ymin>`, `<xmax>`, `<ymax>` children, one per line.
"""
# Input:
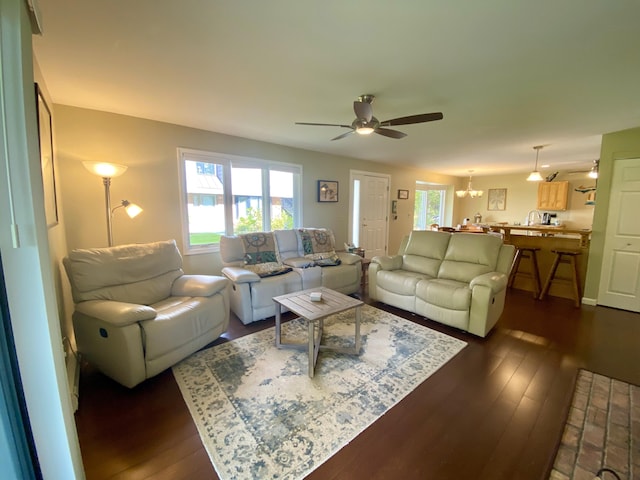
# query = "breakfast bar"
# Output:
<box><xmin>488</xmin><ymin>224</ymin><xmax>592</xmax><ymax>303</ymax></box>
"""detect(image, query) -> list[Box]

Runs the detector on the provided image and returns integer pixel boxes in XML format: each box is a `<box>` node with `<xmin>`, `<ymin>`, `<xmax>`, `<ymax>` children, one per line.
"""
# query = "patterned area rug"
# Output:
<box><xmin>550</xmin><ymin>369</ymin><xmax>639</xmax><ymax>480</ymax></box>
<box><xmin>173</xmin><ymin>304</ymin><xmax>466</xmax><ymax>480</ymax></box>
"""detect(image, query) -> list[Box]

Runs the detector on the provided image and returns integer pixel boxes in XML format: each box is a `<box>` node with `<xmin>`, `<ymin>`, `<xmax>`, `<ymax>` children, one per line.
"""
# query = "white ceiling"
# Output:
<box><xmin>32</xmin><ymin>0</ymin><xmax>640</xmax><ymax>177</ymax></box>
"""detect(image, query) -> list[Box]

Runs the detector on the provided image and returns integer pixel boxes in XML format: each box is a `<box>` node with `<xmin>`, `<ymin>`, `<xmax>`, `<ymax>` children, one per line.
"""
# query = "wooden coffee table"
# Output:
<box><xmin>273</xmin><ymin>287</ymin><xmax>363</xmax><ymax>377</ymax></box>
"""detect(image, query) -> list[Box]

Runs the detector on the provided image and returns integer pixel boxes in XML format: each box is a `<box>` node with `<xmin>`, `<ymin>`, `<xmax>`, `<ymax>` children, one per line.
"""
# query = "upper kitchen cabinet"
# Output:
<box><xmin>537</xmin><ymin>181</ymin><xmax>569</xmax><ymax>210</ymax></box>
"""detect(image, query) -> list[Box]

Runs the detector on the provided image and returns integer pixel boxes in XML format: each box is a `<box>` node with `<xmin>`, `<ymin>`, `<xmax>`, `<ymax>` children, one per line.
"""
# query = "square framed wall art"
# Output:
<box><xmin>318</xmin><ymin>180</ymin><xmax>338</xmax><ymax>202</ymax></box>
<box><xmin>487</xmin><ymin>188</ymin><xmax>507</xmax><ymax>211</ymax></box>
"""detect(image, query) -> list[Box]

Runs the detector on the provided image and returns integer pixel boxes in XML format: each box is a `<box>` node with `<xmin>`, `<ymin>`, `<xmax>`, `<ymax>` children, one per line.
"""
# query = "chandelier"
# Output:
<box><xmin>456</xmin><ymin>171</ymin><xmax>483</xmax><ymax>198</ymax></box>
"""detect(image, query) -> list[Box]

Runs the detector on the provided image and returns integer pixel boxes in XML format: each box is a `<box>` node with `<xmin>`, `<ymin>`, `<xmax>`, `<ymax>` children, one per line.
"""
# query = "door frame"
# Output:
<box><xmin>348</xmin><ymin>170</ymin><xmax>390</xmax><ymax>254</ymax></box>
<box><xmin>596</xmin><ymin>157</ymin><xmax>640</xmax><ymax>311</ymax></box>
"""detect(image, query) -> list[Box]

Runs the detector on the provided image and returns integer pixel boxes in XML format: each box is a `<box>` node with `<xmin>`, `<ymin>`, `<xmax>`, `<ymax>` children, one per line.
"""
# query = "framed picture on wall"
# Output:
<box><xmin>487</xmin><ymin>188</ymin><xmax>507</xmax><ymax>211</ymax></box>
<box><xmin>35</xmin><ymin>83</ymin><xmax>58</xmax><ymax>227</ymax></box>
<box><xmin>397</xmin><ymin>189</ymin><xmax>409</xmax><ymax>200</ymax></box>
<box><xmin>318</xmin><ymin>180</ymin><xmax>338</xmax><ymax>202</ymax></box>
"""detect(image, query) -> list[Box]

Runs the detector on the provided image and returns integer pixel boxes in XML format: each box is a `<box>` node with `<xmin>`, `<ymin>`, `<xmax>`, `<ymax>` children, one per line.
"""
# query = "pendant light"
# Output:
<box><xmin>588</xmin><ymin>159</ymin><xmax>599</xmax><ymax>179</ymax></box>
<box><xmin>456</xmin><ymin>170</ymin><xmax>483</xmax><ymax>198</ymax></box>
<box><xmin>527</xmin><ymin>145</ymin><xmax>545</xmax><ymax>182</ymax></box>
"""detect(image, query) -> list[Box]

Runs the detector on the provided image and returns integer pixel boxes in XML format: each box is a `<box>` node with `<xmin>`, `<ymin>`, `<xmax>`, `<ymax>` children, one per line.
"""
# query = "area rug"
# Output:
<box><xmin>549</xmin><ymin>369</ymin><xmax>639</xmax><ymax>480</ymax></box>
<box><xmin>172</xmin><ymin>304</ymin><xmax>466</xmax><ymax>480</ymax></box>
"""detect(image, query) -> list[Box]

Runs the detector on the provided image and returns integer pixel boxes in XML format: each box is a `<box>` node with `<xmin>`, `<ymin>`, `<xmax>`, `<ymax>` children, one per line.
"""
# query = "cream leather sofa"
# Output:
<box><xmin>63</xmin><ymin>239</ymin><xmax>229</xmax><ymax>388</ymax></box>
<box><xmin>220</xmin><ymin>228</ymin><xmax>362</xmax><ymax>324</ymax></box>
<box><xmin>369</xmin><ymin>231</ymin><xmax>515</xmax><ymax>337</ymax></box>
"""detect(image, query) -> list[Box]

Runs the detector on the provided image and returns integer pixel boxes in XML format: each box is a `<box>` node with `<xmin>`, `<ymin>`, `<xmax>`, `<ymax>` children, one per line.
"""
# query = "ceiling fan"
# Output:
<box><xmin>295</xmin><ymin>94</ymin><xmax>444</xmax><ymax>141</ymax></box>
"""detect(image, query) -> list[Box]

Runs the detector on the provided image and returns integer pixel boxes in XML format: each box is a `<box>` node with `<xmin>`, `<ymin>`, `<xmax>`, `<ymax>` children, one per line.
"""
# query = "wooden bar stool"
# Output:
<box><xmin>539</xmin><ymin>249</ymin><xmax>582</xmax><ymax>307</ymax></box>
<box><xmin>508</xmin><ymin>247</ymin><xmax>541</xmax><ymax>298</ymax></box>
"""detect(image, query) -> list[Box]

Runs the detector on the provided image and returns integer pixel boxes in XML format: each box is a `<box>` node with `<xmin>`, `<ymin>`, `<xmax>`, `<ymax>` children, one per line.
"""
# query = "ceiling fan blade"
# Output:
<box><xmin>331</xmin><ymin>129</ymin><xmax>355</xmax><ymax>141</ymax></box>
<box><xmin>295</xmin><ymin>122</ymin><xmax>352</xmax><ymax>128</ymax></box>
<box><xmin>353</xmin><ymin>101</ymin><xmax>373</xmax><ymax>122</ymax></box>
<box><xmin>380</xmin><ymin>112</ymin><xmax>444</xmax><ymax>126</ymax></box>
<box><xmin>374</xmin><ymin>128</ymin><xmax>407</xmax><ymax>139</ymax></box>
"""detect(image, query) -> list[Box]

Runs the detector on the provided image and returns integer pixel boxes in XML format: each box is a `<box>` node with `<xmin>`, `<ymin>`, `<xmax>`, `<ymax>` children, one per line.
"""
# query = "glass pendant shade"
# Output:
<box><xmin>527</xmin><ymin>170</ymin><xmax>544</xmax><ymax>182</ymax></box>
<box><xmin>588</xmin><ymin>160</ymin><xmax>599</xmax><ymax>179</ymax></box>
<box><xmin>527</xmin><ymin>146</ymin><xmax>544</xmax><ymax>182</ymax></box>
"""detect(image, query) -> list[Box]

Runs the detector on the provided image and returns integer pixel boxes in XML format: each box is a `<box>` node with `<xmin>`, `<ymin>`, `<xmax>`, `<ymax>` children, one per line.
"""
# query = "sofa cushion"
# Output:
<box><xmin>142</xmin><ymin>296</ymin><xmax>217</xmax><ymax>361</ymax></box>
<box><xmin>415</xmin><ymin>278</ymin><xmax>471</xmax><ymax>310</ymax></box>
<box><xmin>438</xmin><ymin>233</ymin><xmax>502</xmax><ymax>283</ymax></box>
<box><xmin>297</xmin><ymin>228</ymin><xmax>340</xmax><ymax>265</ymax></box>
<box><xmin>63</xmin><ymin>240</ymin><xmax>184</xmax><ymax>305</ymax></box>
<box><xmin>402</xmin><ymin>230</ymin><xmax>451</xmax><ymax>276</ymax></box>
<box><xmin>376</xmin><ymin>270</ymin><xmax>431</xmax><ymax>296</ymax></box>
<box><xmin>273</xmin><ymin>230</ymin><xmax>301</xmax><ymax>261</ymax></box>
<box><xmin>239</xmin><ymin>232</ymin><xmax>287</xmax><ymax>277</ymax></box>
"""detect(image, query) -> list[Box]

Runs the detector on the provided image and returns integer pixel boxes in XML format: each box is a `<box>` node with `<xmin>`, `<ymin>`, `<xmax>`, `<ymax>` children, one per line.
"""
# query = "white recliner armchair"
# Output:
<box><xmin>63</xmin><ymin>239</ymin><xmax>229</xmax><ymax>388</ymax></box>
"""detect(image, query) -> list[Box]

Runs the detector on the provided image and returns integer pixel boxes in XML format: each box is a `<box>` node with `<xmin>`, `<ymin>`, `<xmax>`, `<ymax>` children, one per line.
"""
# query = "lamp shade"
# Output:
<box><xmin>527</xmin><ymin>171</ymin><xmax>544</xmax><ymax>182</ymax></box>
<box><xmin>83</xmin><ymin>161</ymin><xmax>128</xmax><ymax>178</ymax></box>
<box><xmin>123</xmin><ymin>201</ymin><xmax>143</xmax><ymax>218</ymax></box>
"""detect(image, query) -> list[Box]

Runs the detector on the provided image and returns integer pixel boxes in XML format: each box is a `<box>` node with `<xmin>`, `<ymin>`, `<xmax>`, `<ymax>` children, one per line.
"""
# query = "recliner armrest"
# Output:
<box><xmin>171</xmin><ymin>275</ymin><xmax>228</xmax><ymax>297</ymax></box>
<box><xmin>470</xmin><ymin>272</ymin><xmax>508</xmax><ymax>293</ymax></box>
<box><xmin>222</xmin><ymin>267</ymin><xmax>261</xmax><ymax>284</ymax></box>
<box><xmin>75</xmin><ymin>300</ymin><xmax>157</xmax><ymax>326</ymax></box>
<box><xmin>371</xmin><ymin>254</ymin><xmax>403</xmax><ymax>270</ymax></box>
<box><xmin>336</xmin><ymin>252</ymin><xmax>362</xmax><ymax>265</ymax></box>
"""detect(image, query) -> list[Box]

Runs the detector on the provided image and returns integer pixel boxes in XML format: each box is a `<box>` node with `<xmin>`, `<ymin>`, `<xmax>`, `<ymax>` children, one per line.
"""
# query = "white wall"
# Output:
<box><xmin>0</xmin><ymin>0</ymin><xmax>83</xmax><ymax>478</ymax></box>
<box><xmin>52</xmin><ymin>105</ymin><xmax>460</xmax><ymax>272</ymax></box>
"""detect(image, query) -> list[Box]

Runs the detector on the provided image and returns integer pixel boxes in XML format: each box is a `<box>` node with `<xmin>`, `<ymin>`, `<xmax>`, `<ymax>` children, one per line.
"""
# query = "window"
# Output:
<box><xmin>413</xmin><ymin>182</ymin><xmax>446</xmax><ymax>230</ymax></box>
<box><xmin>178</xmin><ymin>148</ymin><xmax>301</xmax><ymax>254</ymax></box>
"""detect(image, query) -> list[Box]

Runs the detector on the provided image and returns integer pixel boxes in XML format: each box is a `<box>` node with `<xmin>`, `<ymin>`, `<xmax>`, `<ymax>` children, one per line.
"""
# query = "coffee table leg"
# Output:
<box><xmin>275</xmin><ymin>302</ymin><xmax>282</xmax><ymax>348</ymax></box>
<box><xmin>355</xmin><ymin>305</ymin><xmax>361</xmax><ymax>353</ymax></box>
<box><xmin>308</xmin><ymin>319</ymin><xmax>314</xmax><ymax>377</ymax></box>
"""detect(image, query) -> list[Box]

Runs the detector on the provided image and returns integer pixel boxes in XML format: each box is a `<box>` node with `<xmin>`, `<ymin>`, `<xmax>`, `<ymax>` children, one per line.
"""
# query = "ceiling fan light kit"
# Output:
<box><xmin>296</xmin><ymin>94</ymin><xmax>443</xmax><ymax>141</ymax></box>
<box><xmin>526</xmin><ymin>145</ymin><xmax>545</xmax><ymax>182</ymax></box>
<box><xmin>588</xmin><ymin>159</ymin><xmax>599</xmax><ymax>179</ymax></box>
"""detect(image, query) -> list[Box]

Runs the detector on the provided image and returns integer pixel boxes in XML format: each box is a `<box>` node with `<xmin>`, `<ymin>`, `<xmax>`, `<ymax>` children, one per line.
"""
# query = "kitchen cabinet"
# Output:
<box><xmin>537</xmin><ymin>181</ymin><xmax>569</xmax><ymax>210</ymax></box>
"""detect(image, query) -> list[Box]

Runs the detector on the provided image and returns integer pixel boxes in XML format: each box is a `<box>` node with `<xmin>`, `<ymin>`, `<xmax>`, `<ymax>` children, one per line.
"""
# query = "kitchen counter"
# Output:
<box><xmin>487</xmin><ymin>224</ymin><xmax>592</xmax><ymax>302</ymax></box>
<box><xmin>488</xmin><ymin>224</ymin><xmax>592</xmax><ymax>248</ymax></box>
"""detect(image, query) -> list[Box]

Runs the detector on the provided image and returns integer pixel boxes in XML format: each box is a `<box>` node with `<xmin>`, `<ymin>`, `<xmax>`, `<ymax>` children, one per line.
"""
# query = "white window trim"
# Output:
<box><xmin>177</xmin><ymin>147</ymin><xmax>302</xmax><ymax>255</ymax></box>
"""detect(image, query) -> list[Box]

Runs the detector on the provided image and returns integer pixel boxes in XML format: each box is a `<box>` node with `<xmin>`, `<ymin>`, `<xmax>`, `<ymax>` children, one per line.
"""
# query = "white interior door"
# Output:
<box><xmin>352</xmin><ymin>173</ymin><xmax>389</xmax><ymax>258</ymax></box>
<box><xmin>597</xmin><ymin>157</ymin><xmax>640</xmax><ymax>312</ymax></box>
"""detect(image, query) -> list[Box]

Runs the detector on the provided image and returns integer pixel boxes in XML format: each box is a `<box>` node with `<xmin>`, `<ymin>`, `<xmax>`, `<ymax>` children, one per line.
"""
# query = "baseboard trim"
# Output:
<box><xmin>66</xmin><ymin>352</ymin><xmax>80</xmax><ymax>412</ymax></box>
<box><xmin>582</xmin><ymin>297</ymin><xmax>597</xmax><ymax>306</ymax></box>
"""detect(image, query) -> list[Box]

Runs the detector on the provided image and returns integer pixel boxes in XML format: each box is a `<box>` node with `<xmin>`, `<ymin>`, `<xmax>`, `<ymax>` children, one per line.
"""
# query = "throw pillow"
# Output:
<box><xmin>297</xmin><ymin>228</ymin><xmax>341</xmax><ymax>266</ymax></box>
<box><xmin>240</xmin><ymin>232</ymin><xmax>286</xmax><ymax>277</ymax></box>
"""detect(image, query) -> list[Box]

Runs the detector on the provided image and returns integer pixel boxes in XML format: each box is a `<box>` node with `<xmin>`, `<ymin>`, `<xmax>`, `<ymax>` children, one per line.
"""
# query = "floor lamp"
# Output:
<box><xmin>83</xmin><ymin>161</ymin><xmax>143</xmax><ymax>247</ymax></box>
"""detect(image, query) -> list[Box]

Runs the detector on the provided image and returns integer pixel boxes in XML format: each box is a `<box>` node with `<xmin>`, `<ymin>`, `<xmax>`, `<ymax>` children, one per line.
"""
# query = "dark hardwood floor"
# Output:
<box><xmin>73</xmin><ymin>289</ymin><xmax>640</xmax><ymax>480</ymax></box>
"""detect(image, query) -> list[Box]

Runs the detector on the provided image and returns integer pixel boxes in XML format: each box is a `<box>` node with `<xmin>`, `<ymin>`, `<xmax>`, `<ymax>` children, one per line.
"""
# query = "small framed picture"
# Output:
<box><xmin>35</xmin><ymin>83</ymin><xmax>58</xmax><ymax>227</ymax></box>
<box><xmin>391</xmin><ymin>200</ymin><xmax>398</xmax><ymax>214</ymax></box>
<box><xmin>487</xmin><ymin>188</ymin><xmax>507</xmax><ymax>211</ymax></box>
<box><xmin>398</xmin><ymin>189</ymin><xmax>409</xmax><ymax>200</ymax></box>
<box><xmin>318</xmin><ymin>180</ymin><xmax>338</xmax><ymax>202</ymax></box>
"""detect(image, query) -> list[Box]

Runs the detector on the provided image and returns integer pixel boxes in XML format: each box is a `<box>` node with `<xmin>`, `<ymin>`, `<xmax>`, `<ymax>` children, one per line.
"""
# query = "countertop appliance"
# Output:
<box><xmin>542</xmin><ymin>213</ymin><xmax>557</xmax><ymax>225</ymax></box>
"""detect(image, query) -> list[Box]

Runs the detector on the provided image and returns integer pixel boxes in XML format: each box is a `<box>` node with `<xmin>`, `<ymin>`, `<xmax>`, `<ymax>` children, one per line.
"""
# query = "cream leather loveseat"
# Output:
<box><xmin>369</xmin><ymin>230</ymin><xmax>515</xmax><ymax>337</ymax></box>
<box><xmin>64</xmin><ymin>240</ymin><xmax>229</xmax><ymax>388</ymax></box>
<box><xmin>220</xmin><ymin>228</ymin><xmax>362</xmax><ymax>324</ymax></box>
